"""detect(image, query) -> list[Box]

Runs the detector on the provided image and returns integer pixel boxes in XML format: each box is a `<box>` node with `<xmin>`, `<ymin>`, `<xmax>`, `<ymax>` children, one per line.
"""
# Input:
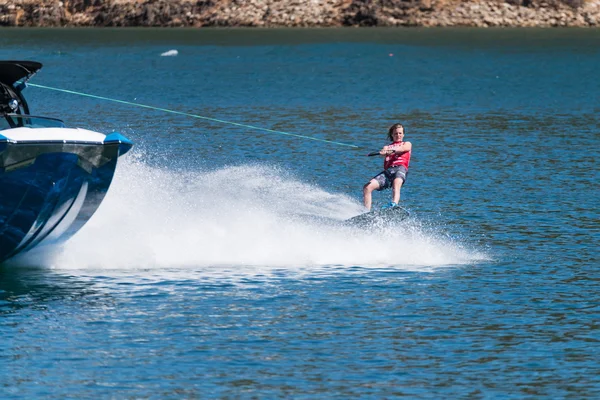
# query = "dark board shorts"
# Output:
<box><xmin>372</xmin><ymin>165</ymin><xmax>408</xmax><ymax>191</ymax></box>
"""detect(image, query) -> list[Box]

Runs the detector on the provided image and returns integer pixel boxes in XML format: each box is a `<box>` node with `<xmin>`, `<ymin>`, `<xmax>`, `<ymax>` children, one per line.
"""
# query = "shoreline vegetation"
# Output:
<box><xmin>0</xmin><ymin>0</ymin><xmax>599</xmax><ymax>28</ymax></box>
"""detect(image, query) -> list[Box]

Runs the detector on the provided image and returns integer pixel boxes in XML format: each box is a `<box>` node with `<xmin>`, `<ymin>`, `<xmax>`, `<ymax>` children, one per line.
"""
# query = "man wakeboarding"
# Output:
<box><xmin>362</xmin><ymin>123</ymin><xmax>412</xmax><ymax>211</ymax></box>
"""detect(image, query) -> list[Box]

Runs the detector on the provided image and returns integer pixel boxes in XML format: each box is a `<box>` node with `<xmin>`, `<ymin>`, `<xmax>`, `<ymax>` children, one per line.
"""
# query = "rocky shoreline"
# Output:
<box><xmin>1</xmin><ymin>0</ymin><xmax>599</xmax><ymax>27</ymax></box>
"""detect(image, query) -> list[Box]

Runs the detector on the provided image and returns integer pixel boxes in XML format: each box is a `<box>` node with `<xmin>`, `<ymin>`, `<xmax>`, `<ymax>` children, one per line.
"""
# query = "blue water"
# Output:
<box><xmin>1</xmin><ymin>28</ymin><xmax>599</xmax><ymax>398</ymax></box>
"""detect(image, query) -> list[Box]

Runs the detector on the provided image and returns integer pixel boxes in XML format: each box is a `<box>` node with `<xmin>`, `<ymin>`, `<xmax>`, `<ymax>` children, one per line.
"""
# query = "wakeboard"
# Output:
<box><xmin>344</xmin><ymin>205</ymin><xmax>410</xmax><ymax>227</ymax></box>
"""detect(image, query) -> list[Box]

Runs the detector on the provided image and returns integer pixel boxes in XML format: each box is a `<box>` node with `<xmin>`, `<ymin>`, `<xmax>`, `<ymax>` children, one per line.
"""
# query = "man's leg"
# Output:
<box><xmin>363</xmin><ymin>180</ymin><xmax>380</xmax><ymax>211</ymax></box>
<box><xmin>391</xmin><ymin>178</ymin><xmax>404</xmax><ymax>204</ymax></box>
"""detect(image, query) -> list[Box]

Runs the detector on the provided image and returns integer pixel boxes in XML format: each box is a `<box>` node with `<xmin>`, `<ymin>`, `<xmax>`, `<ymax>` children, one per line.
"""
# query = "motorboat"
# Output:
<box><xmin>0</xmin><ymin>60</ymin><xmax>132</xmax><ymax>264</ymax></box>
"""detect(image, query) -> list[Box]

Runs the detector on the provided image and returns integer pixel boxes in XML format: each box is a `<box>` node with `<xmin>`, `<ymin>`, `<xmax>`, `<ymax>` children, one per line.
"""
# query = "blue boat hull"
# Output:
<box><xmin>0</xmin><ymin>139</ymin><xmax>130</xmax><ymax>263</ymax></box>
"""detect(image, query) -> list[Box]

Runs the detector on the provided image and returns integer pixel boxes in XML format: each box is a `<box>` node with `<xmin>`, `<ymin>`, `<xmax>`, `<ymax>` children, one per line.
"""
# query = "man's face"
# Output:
<box><xmin>392</xmin><ymin>126</ymin><xmax>404</xmax><ymax>141</ymax></box>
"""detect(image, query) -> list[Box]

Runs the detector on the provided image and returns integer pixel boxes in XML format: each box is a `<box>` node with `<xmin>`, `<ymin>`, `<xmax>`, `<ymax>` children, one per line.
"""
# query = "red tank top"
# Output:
<box><xmin>383</xmin><ymin>141</ymin><xmax>411</xmax><ymax>170</ymax></box>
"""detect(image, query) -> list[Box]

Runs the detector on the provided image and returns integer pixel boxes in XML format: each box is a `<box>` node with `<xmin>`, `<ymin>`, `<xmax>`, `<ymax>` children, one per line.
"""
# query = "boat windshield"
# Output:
<box><xmin>1</xmin><ymin>114</ymin><xmax>66</xmax><ymax>130</ymax></box>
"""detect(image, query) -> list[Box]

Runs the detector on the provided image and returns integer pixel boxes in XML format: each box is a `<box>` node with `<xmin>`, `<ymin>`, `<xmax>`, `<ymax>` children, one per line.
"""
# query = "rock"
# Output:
<box><xmin>0</xmin><ymin>0</ymin><xmax>598</xmax><ymax>27</ymax></box>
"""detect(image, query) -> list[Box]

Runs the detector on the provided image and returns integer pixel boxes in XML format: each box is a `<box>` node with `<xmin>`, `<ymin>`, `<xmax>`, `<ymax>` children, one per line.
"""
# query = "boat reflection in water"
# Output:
<box><xmin>0</xmin><ymin>61</ymin><xmax>132</xmax><ymax>264</ymax></box>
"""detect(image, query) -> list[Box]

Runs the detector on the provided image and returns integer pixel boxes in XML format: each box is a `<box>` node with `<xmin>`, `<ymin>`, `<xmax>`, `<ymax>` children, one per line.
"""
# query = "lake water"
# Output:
<box><xmin>1</xmin><ymin>28</ymin><xmax>599</xmax><ymax>398</ymax></box>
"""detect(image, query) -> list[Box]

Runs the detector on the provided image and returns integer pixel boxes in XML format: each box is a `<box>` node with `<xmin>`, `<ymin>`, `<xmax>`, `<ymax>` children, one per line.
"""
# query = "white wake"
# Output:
<box><xmin>18</xmin><ymin>155</ymin><xmax>487</xmax><ymax>271</ymax></box>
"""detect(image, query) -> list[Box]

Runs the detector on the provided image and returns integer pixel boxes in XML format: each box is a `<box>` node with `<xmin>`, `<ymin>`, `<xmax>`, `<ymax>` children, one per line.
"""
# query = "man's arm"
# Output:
<box><xmin>382</xmin><ymin>141</ymin><xmax>412</xmax><ymax>155</ymax></box>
